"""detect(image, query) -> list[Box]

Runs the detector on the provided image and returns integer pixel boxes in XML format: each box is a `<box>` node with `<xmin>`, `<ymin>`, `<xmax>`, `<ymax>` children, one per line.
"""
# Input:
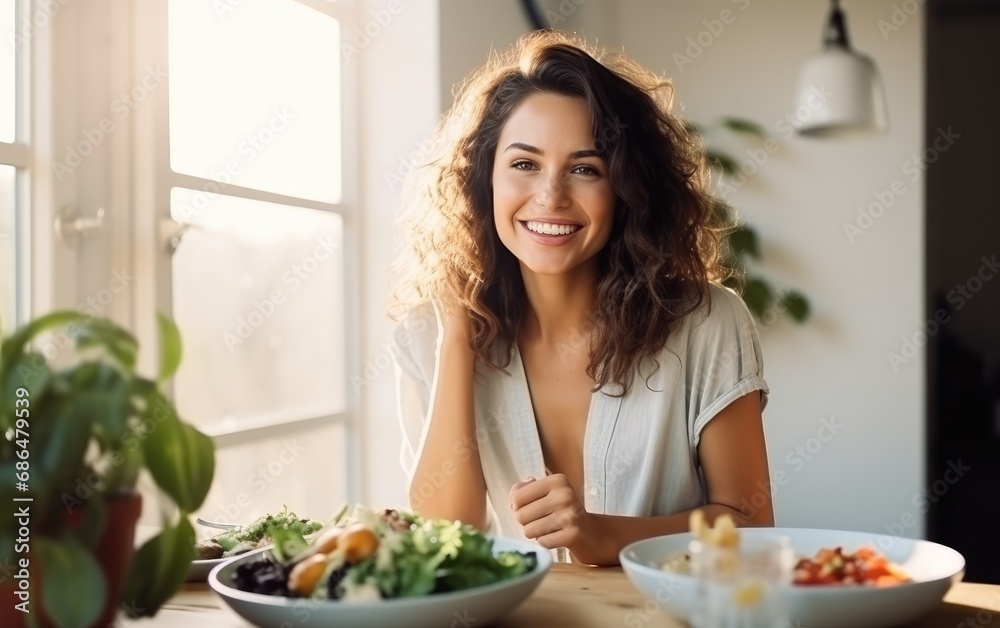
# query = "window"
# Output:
<box><xmin>157</xmin><ymin>0</ymin><xmax>356</xmax><ymax>518</ymax></box>
<box><xmin>0</xmin><ymin>0</ymin><xmax>28</xmax><ymax>333</ymax></box>
<box><xmin>165</xmin><ymin>0</ymin><xmax>348</xmax><ymax>432</ymax></box>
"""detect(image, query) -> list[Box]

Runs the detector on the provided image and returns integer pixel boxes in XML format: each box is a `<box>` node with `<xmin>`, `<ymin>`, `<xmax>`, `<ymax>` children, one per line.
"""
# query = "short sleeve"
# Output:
<box><xmin>390</xmin><ymin>306</ymin><xmax>439</xmax><ymax>479</ymax></box>
<box><xmin>686</xmin><ymin>285</ymin><xmax>769</xmax><ymax>448</ymax></box>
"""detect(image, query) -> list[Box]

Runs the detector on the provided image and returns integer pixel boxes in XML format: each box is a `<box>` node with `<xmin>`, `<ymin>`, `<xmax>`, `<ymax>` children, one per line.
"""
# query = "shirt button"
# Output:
<box><xmin>588</xmin><ymin>487</ymin><xmax>599</xmax><ymax>496</ymax></box>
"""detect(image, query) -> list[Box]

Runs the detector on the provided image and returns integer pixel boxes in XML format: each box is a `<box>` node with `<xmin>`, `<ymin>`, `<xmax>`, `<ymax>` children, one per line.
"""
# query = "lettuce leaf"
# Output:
<box><xmin>345</xmin><ymin>518</ymin><xmax>537</xmax><ymax>599</ymax></box>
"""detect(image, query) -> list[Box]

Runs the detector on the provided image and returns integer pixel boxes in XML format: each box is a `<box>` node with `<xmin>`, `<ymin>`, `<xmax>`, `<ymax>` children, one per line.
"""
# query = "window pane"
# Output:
<box><xmin>196</xmin><ymin>422</ymin><xmax>348</xmax><ymax>527</ymax></box>
<box><xmin>0</xmin><ymin>0</ymin><xmax>15</xmax><ymax>143</ymax></box>
<box><xmin>170</xmin><ymin>188</ymin><xmax>345</xmax><ymax>427</ymax></box>
<box><xmin>168</xmin><ymin>0</ymin><xmax>341</xmax><ymax>203</ymax></box>
<box><xmin>0</xmin><ymin>165</ymin><xmax>13</xmax><ymax>334</ymax></box>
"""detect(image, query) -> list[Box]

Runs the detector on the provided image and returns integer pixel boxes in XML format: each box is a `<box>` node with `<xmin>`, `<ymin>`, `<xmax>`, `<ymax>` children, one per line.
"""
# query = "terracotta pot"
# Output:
<box><xmin>0</xmin><ymin>493</ymin><xmax>143</xmax><ymax>628</ymax></box>
<box><xmin>90</xmin><ymin>492</ymin><xmax>142</xmax><ymax>627</ymax></box>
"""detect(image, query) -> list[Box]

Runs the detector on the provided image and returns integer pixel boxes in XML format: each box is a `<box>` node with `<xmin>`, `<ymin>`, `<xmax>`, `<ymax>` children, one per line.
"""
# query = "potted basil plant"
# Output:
<box><xmin>0</xmin><ymin>311</ymin><xmax>215</xmax><ymax>627</ymax></box>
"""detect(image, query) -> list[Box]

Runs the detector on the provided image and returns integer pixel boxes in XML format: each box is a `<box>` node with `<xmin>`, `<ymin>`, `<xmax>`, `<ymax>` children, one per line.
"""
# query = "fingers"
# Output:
<box><xmin>508</xmin><ymin>476</ymin><xmax>536</xmax><ymax>509</ymax></box>
<box><xmin>509</xmin><ymin>473</ymin><xmax>569</xmax><ymax>510</ymax></box>
<box><xmin>522</xmin><ymin>505</ymin><xmax>583</xmax><ymax>541</ymax></box>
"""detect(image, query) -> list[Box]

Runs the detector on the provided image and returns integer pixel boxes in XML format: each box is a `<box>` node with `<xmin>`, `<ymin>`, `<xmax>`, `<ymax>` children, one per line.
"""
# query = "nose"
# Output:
<box><xmin>535</xmin><ymin>173</ymin><xmax>570</xmax><ymax>210</ymax></box>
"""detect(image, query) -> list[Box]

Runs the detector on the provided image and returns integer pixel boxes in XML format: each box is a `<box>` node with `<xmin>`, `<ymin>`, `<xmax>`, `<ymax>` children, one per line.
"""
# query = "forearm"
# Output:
<box><xmin>407</xmin><ymin>326</ymin><xmax>487</xmax><ymax>529</ymax></box>
<box><xmin>579</xmin><ymin>503</ymin><xmax>774</xmax><ymax>566</ymax></box>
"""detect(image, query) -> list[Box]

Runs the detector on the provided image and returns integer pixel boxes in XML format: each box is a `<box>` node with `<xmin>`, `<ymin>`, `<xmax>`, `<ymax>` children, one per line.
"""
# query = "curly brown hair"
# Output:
<box><xmin>388</xmin><ymin>31</ymin><xmax>729</xmax><ymax>394</ymax></box>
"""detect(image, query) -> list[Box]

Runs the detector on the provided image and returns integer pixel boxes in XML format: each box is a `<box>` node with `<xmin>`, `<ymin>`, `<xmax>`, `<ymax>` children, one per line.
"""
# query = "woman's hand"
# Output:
<box><xmin>509</xmin><ymin>474</ymin><xmax>610</xmax><ymax>564</ymax></box>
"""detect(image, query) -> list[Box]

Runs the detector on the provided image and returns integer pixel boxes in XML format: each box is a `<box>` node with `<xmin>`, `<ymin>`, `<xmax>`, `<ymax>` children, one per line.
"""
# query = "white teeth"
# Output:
<box><xmin>524</xmin><ymin>221</ymin><xmax>581</xmax><ymax>236</ymax></box>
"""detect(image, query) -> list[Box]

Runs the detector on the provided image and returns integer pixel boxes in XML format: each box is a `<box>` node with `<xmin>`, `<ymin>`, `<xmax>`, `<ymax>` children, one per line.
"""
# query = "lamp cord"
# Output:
<box><xmin>824</xmin><ymin>0</ymin><xmax>852</xmax><ymax>49</ymax></box>
<box><xmin>519</xmin><ymin>0</ymin><xmax>550</xmax><ymax>31</ymax></box>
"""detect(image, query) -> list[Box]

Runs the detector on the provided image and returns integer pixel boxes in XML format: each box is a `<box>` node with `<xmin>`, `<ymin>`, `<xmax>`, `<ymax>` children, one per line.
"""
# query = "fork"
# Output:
<box><xmin>195</xmin><ymin>516</ymin><xmax>238</xmax><ymax>530</ymax></box>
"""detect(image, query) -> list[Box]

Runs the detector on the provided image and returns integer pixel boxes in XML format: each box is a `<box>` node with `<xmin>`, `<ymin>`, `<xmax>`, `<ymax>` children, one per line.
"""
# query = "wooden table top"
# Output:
<box><xmin>130</xmin><ymin>562</ymin><xmax>1000</xmax><ymax>627</ymax></box>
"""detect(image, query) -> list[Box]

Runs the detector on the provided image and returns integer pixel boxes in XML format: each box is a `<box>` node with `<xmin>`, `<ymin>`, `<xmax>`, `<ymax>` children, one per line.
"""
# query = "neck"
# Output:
<box><xmin>519</xmin><ymin>262</ymin><xmax>598</xmax><ymax>345</ymax></box>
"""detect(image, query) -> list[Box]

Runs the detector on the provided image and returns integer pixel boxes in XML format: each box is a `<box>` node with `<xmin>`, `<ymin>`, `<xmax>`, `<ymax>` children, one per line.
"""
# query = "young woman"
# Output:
<box><xmin>389</xmin><ymin>31</ymin><xmax>773</xmax><ymax>566</ymax></box>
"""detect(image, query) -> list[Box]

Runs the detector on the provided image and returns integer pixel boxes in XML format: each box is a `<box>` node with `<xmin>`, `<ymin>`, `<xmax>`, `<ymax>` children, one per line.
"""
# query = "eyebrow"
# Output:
<box><xmin>503</xmin><ymin>142</ymin><xmax>603</xmax><ymax>160</ymax></box>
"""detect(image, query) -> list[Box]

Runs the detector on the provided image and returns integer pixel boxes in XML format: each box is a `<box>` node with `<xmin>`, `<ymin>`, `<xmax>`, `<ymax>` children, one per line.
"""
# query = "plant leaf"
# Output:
<box><xmin>707</xmin><ymin>151</ymin><xmax>739</xmax><ymax>176</ymax></box>
<box><xmin>102</xmin><ymin>444</ymin><xmax>143</xmax><ymax>496</ymax></box>
<box><xmin>33</xmin><ymin>399</ymin><xmax>93</xmax><ymax>521</ymax></box>
<box><xmin>141</xmin><ymin>392</ymin><xmax>215</xmax><ymax>512</ymax></box>
<box><xmin>93</xmin><ymin>366</ymin><xmax>131</xmax><ymax>448</ymax></box>
<box><xmin>742</xmin><ymin>277</ymin><xmax>775</xmax><ymax>319</ymax></box>
<box><xmin>0</xmin><ymin>350</ymin><xmax>51</xmax><ymax>432</ymax></box>
<box><xmin>122</xmin><ymin>517</ymin><xmax>196</xmax><ymax>618</ymax></box>
<box><xmin>0</xmin><ymin>310</ymin><xmax>88</xmax><ymax>366</ymax></box>
<box><xmin>74</xmin><ymin>319</ymin><xmax>138</xmax><ymax>373</ymax></box>
<box><xmin>156</xmin><ymin>312</ymin><xmax>183</xmax><ymax>384</ymax></box>
<box><xmin>719</xmin><ymin>116</ymin><xmax>765</xmax><ymax>137</ymax></box>
<box><xmin>780</xmin><ymin>291</ymin><xmax>811</xmax><ymax>322</ymax></box>
<box><xmin>37</xmin><ymin>535</ymin><xmax>107</xmax><ymax>628</ymax></box>
<box><xmin>728</xmin><ymin>225</ymin><xmax>761</xmax><ymax>260</ymax></box>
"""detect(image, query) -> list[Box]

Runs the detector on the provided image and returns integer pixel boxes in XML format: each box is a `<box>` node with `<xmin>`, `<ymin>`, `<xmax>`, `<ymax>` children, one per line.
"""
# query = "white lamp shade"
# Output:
<box><xmin>792</xmin><ymin>47</ymin><xmax>888</xmax><ymax>137</ymax></box>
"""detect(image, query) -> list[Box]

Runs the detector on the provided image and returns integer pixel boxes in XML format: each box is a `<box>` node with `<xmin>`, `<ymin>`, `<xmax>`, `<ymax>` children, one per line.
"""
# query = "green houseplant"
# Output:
<box><xmin>0</xmin><ymin>311</ymin><xmax>215</xmax><ymax>627</ymax></box>
<box><xmin>692</xmin><ymin>117</ymin><xmax>810</xmax><ymax>324</ymax></box>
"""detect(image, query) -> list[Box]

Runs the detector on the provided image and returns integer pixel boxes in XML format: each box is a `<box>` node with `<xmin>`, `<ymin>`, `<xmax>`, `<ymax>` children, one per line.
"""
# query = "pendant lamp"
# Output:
<box><xmin>793</xmin><ymin>0</ymin><xmax>888</xmax><ymax>137</ymax></box>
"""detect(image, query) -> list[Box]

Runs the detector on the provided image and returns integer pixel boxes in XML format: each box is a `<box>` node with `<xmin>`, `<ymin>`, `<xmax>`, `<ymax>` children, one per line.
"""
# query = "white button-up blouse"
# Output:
<box><xmin>392</xmin><ymin>284</ymin><xmax>768</xmax><ymax>540</ymax></box>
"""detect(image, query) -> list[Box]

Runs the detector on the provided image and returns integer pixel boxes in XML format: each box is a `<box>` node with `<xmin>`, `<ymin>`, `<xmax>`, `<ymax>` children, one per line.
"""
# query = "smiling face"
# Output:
<box><xmin>491</xmin><ymin>92</ymin><xmax>616</xmax><ymax>280</ymax></box>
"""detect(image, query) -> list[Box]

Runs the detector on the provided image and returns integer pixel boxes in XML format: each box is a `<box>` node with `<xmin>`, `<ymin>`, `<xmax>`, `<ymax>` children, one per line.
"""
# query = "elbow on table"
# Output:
<box><xmin>733</xmin><ymin>502</ymin><xmax>775</xmax><ymax>527</ymax></box>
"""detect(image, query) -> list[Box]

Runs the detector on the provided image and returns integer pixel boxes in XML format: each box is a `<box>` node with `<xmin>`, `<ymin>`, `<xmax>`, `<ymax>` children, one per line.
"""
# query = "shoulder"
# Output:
<box><xmin>685</xmin><ymin>283</ymin><xmax>756</xmax><ymax>334</ymax></box>
<box><xmin>668</xmin><ymin>283</ymin><xmax>764</xmax><ymax>377</ymax></box>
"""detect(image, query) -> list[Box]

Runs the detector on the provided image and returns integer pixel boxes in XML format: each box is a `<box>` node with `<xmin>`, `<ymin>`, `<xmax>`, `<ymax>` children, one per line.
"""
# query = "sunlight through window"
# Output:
<box><xmin>168</xmin><ymin>0</ymin><xmax>341</xmax><ymax>203</ymax></box>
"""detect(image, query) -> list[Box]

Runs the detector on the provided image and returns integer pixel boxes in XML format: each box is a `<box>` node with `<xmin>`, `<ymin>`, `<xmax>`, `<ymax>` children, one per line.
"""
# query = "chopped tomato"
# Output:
<box><xmin>793</xmin><ymin>545</ymin><xmax>909</xmax><ymax>587</ymax></box>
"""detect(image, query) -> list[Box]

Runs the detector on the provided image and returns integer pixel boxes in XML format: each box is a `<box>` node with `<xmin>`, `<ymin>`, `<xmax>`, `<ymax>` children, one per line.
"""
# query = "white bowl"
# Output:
<box><xmin>187</xmin><ymin>557</ymin><xmax>233</xmax><ymax>582</ymax></box>
<box><xmin>620</xmin><ymin>527</ymin><xmax>965</xmax><ymax>628</ymax></box>
<box><xmin>209</xmin><ymin>537</ymin><xmax>551</xmax><ymax>628</ymax></box>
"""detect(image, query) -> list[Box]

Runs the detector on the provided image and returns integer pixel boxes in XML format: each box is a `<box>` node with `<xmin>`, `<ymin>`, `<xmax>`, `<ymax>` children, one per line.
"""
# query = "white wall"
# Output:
<box><xmin>364</xmin><ymin>0</ymin><xmax>927</xmax><ymax>539</ymax></box>
<box><xmin>357</xmin><ymin>0</ymin><xmax>440</xmax><ymax>509</ymax></box>
<box><xmin>612</xmin><ymin>0</ymin><xmax>925</xmax><ymax>536</ymax></box>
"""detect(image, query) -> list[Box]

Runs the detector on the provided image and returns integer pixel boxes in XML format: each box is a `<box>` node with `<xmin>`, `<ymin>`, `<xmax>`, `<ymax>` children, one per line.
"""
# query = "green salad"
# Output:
<box><xmin>232</xmin><ymin>506</ymin><xmax>538</xmax><ymax>601</ymax></box>
<box><xmin>195</xmin><ymin>507</ymin><xmax>323</xmax><ymax>560</ymax></box>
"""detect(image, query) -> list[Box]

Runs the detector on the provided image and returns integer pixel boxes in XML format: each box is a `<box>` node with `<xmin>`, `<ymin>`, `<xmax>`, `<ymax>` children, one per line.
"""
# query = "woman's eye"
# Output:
<box><xmin>511</xmin><ymin>160</ymin><xmax>537</xmax><ymax>171</ymax></box>
<box><xmin>572</xmin><ymin>165</ymin><xmax>601</xmax><ymax>176</ymax></box>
